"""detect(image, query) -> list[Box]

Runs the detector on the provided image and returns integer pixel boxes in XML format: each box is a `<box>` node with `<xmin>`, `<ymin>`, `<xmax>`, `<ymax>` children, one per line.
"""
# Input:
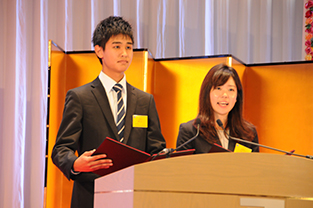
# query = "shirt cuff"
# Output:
<box><xmin>71</xmin><ymin>168</ymin><xmax>81</xmax><ymax>175</ymax></box>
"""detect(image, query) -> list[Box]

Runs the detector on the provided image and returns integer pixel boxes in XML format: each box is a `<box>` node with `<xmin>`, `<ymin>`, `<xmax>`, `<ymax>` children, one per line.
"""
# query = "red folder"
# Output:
<box><xmin>209</xmin><ymin>143</ymin><xmax>232</xmax><ymax>153</ymax></box>
<box><xmin>92</xmin><ymin>137</ymin><xmax>195</xmax><ymax>176</ymax></box>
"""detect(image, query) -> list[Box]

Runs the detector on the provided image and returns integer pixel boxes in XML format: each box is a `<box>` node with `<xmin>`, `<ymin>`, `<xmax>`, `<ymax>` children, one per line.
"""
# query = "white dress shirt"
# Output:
<box><xmin>217</xmin><ymin>129</ymin><xmax>229</xmax><ymax>149</ymax></box>
<box><xmin>99</xmin><ymin>71</ymin><xmax>127</xmax><ymax>123</ymax></box>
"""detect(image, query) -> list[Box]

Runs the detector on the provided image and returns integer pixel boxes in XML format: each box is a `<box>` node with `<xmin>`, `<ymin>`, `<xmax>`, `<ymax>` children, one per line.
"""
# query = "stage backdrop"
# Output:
<box><xmin>46</xmin><ymin>40</ymin><xmax>313</xmax><ymax>208</ymax></box>
<box><xmin>47</xmin><ymin>0</ymin><xmax>304</xmax><ymax>64</ymax></box>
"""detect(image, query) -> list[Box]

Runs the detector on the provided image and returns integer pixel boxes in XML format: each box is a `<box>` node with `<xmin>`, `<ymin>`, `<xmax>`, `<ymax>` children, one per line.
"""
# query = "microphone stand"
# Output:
<box><xmin>150</xmin><ymin>148</ymin><xmax>174</xmax><ymax>161</ymax></box>
<box><xmin>151</xmin><ymin>118</ymin><xmax>201</xmax><ymax>161</ymax></box>
<box><xmin>168</xmin><ymin>118</ymin><xmax>201</xmax><ymax>155</ymax></box>
<box><xmin>216</xmin><ymin>119</ymin><xmax>313</xmax><ymax>160</ymax></box>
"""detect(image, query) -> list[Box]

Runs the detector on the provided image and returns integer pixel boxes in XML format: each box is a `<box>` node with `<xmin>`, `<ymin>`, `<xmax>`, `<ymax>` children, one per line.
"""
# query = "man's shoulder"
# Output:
<box><xmin>69</xmin><ymin>78</ymin><xmax>100</xmax><ymax>93</ymax></box>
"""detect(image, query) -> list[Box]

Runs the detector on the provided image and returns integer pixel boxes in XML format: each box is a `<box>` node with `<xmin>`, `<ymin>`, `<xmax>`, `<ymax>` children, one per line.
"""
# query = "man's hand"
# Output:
<box><xmin>73</xmin><ymin>149</ymin><xmax>113</xmax><ymax>172</ymax></box>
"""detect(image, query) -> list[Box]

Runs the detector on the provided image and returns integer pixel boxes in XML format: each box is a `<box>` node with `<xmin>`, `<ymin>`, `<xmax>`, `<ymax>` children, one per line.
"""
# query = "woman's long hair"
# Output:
<box><xmin>194</xmin><ymin>63</ymin><xmax>255</xmax><ymax>143</ymax></box>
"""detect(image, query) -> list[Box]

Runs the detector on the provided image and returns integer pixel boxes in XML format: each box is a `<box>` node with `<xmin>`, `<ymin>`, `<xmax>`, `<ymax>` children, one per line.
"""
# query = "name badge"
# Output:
<box><xmin>132</xmin><ymin>115</ymin><xmax>148</xmax><ymax>128</ymax></box>
<box><xmin>234</xmin><ymin>143</ymin><xmax>252</xmax><ymax>153</ymax></box>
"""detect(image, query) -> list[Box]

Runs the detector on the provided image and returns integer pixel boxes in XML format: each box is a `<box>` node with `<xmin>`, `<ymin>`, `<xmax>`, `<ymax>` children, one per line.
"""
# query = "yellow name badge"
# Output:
<box><xmin>132</xmin><ymin>115</ymin><xmax>148</xmax><ymax>128</ymax></box>
<box><xmin>234</xmin><ymin>143</ymin><xmax>252</xmax><ymax>153</ymax></box>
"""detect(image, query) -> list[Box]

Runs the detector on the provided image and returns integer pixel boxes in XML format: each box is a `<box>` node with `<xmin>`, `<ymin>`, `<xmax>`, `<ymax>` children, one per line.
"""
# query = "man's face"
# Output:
<box><xmin>98</xmin><ymin>34</ymin><xmax>133</xmax><ymax>82</ymax></box>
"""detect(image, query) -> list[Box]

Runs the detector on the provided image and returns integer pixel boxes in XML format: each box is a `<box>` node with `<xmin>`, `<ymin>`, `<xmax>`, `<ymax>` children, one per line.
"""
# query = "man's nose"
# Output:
<box><xmin>121</xmin><ymin>48</ymin><xmax>127</xmax><ymax>57</ymax></box>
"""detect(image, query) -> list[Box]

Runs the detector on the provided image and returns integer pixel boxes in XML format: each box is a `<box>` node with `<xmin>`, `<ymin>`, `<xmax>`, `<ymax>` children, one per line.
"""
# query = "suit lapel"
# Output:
<box><xmin>215</xmin><ymin>136</ymin><xmax>222</xmax><ymax>146</ymax></box>
<box><xmin>215</xmin><ymin>129</ymin><xmax>236</xmax><ymax>151</ymax></box>
<box><xmin>123</xmin><ymin>83</ymin><xmax>137</xmax><ymax>144</ymax></box>
<box><xmin>228</xmin><ymin>130</ymin><xmax>236</xmax><ymax>151</ymax></box>
<box><xmin>90</xmin><ymin>78</ymin><xmax>119</xmax><ymax>140</ymax></box>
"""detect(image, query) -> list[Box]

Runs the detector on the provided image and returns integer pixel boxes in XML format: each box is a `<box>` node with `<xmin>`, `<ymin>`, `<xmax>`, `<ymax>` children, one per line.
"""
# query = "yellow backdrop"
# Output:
<box><xmin>46</xmin><ymin>40</ymin><xmax>313</xmax><ymax>208</ymax></box>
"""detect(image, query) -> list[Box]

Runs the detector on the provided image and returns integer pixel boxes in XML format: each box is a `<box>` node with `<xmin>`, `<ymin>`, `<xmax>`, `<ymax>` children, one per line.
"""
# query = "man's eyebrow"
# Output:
<box><xmin>111</xmin><ymin>41</ymin><xmax>133</xmax><ymax>44</ymax></box>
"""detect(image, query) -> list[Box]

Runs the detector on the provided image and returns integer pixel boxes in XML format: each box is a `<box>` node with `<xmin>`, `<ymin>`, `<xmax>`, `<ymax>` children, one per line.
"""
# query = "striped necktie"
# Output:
<box><xmin>113</xmin><ymin>84</ymin><xmax>125</xmax><ymax>142</ymax></box>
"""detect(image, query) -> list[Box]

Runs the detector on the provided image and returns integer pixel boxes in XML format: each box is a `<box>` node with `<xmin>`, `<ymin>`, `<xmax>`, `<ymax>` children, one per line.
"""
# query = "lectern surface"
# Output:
<box><xmin>95</xmin><ymin>153</ymin><xmax>313</xmax><ymax>208</ymax></box>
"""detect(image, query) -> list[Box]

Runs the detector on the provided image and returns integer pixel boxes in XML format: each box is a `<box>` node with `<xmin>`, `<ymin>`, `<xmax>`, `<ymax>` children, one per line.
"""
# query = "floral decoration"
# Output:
<box><xmin>305</xmin><ymin>0</ymin><xmax>313</xmax><ymax>60</ymax></box>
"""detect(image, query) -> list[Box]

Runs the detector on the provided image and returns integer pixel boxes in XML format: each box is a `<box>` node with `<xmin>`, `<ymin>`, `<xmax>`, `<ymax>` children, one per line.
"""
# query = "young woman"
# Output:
<box><xmin>176</xmin><ymin>63</ymin><xmax>259</xmax><ymax>153</ymax></box>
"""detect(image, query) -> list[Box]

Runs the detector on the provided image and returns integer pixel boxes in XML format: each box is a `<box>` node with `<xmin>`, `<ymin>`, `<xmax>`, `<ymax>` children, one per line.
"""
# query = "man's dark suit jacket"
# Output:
<box><xmin>176</xmin><ymin>119</ymin><xmax>259</xmax><ymax>153</ymax></box>
<box><xmin>51</xmin><ymin>77</ymin><xmax>166</xmax><ymax>208</ymax></box>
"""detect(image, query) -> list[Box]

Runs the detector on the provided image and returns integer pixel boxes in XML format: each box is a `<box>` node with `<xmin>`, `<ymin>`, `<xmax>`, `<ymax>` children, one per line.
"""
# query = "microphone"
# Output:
<box><xmin>216</xmin><ymin>119</ymin><xmax>313</xmax><ymax>159</ymax></box>
<box><xmin>150</xmin><ymin>118</ymin><xmax>201</xmax><ymax>161</ymax></box>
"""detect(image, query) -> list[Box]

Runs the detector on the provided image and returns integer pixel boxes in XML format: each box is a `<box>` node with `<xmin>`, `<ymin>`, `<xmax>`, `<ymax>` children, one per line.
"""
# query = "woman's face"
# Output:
<box><xmin>210</xmin><ymin>77</ymin><xmax>237</xmax><ymax>121</ymax></box>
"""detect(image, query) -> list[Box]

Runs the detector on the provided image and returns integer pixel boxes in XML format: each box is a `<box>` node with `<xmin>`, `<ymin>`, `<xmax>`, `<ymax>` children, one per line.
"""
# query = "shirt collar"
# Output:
<box><xmin>99</xmin><ymin>71</ymin><xmax>127</xmax><ymax>93</ymax></box>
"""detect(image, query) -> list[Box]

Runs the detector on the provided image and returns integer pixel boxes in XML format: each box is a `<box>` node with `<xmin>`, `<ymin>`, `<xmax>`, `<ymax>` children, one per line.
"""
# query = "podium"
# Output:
<box><xmin>94</xmin><ymin>153</ymin><xmax>313</xmax><ymax>208</ymax></box>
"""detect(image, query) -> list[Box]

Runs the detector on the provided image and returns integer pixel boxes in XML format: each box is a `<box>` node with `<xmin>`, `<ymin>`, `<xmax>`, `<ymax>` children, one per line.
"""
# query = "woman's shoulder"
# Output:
<box><xmin>177</xmin><ymin>119</ymin><xmax>198</xmax><ymax>142</ymax></box>
<box><xmin>179</xmin><ymin>119</ymin><xmax>197</xmax><ymax>131</ymax></box>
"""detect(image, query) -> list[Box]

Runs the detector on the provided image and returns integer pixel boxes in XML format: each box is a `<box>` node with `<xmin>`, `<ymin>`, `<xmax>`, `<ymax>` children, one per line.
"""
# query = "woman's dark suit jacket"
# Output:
<box><xmin>51</xmin><ymin>77</ymin><xmax>166</xmax><ymax>208</ymax></box>
<box><xmin>176</xmin><ymin>119</ymin><xmax>259</xmax><ymax>154</ymax></box>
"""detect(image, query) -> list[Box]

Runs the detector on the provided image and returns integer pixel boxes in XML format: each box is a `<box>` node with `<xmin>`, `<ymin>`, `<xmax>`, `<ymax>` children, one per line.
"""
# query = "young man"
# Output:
<box><xmin>51</xmin><ymin>16</ymin><xmax>166</xmax><ymax>208</ymax></box>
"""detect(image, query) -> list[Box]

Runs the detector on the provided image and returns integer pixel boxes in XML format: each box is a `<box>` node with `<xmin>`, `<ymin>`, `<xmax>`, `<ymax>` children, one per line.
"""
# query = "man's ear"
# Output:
<box><xmin>94</xmin><ymin>45</ymin><xmax>104</xmax><ymax>59</ymax></box>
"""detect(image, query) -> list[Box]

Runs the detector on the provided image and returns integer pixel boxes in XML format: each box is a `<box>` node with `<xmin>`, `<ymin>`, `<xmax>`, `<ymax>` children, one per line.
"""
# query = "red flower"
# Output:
<box><xmin>306</xmin><ymin>27</ymin><xmax>313</xmax><ymax>33</ymax></box>
<box><xmin>305</xmin><ymin>0</ymin><xmax>313</xmax><ymax>9</ymax></box>
<box><xmin>305</xmin><ymin>46</ymin><xmax>312</xmax><ymax>54</ymax></box>
<box><xmin>305</xmin><ymin>40</ymin><xmax>312</xmax><ymax>47</ymax></box>
<box><xmin>306</xmin><ymin>10</ymin><xmax>313</xmax><ymax>18</ymax></box>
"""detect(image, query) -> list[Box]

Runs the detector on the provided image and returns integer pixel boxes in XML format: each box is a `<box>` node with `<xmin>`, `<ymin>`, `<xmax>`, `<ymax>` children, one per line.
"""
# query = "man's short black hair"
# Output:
<box><xmin>92</xmin><ymin>16</ymin><xmax>134</xmax><ymax>49</ymax></box>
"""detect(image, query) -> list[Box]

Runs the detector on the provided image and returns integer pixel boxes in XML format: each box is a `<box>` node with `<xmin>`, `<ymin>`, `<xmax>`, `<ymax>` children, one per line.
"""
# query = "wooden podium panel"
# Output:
<box><xmin>94</xmin><ymin>153</ymin><xmax>313</xmax><ymax>208</ymax></box>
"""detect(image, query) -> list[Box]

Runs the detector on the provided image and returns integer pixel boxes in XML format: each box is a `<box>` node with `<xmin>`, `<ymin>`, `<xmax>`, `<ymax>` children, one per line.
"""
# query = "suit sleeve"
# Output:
<box><xmin>51</xmin><ymin>90</ymin><xmax>82</xmax><ymax>180</ymax></box>
<box><xmin>145</xmin><ymin>95</ymin><xmax>166</xmax><ymax>155</ymax></box>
